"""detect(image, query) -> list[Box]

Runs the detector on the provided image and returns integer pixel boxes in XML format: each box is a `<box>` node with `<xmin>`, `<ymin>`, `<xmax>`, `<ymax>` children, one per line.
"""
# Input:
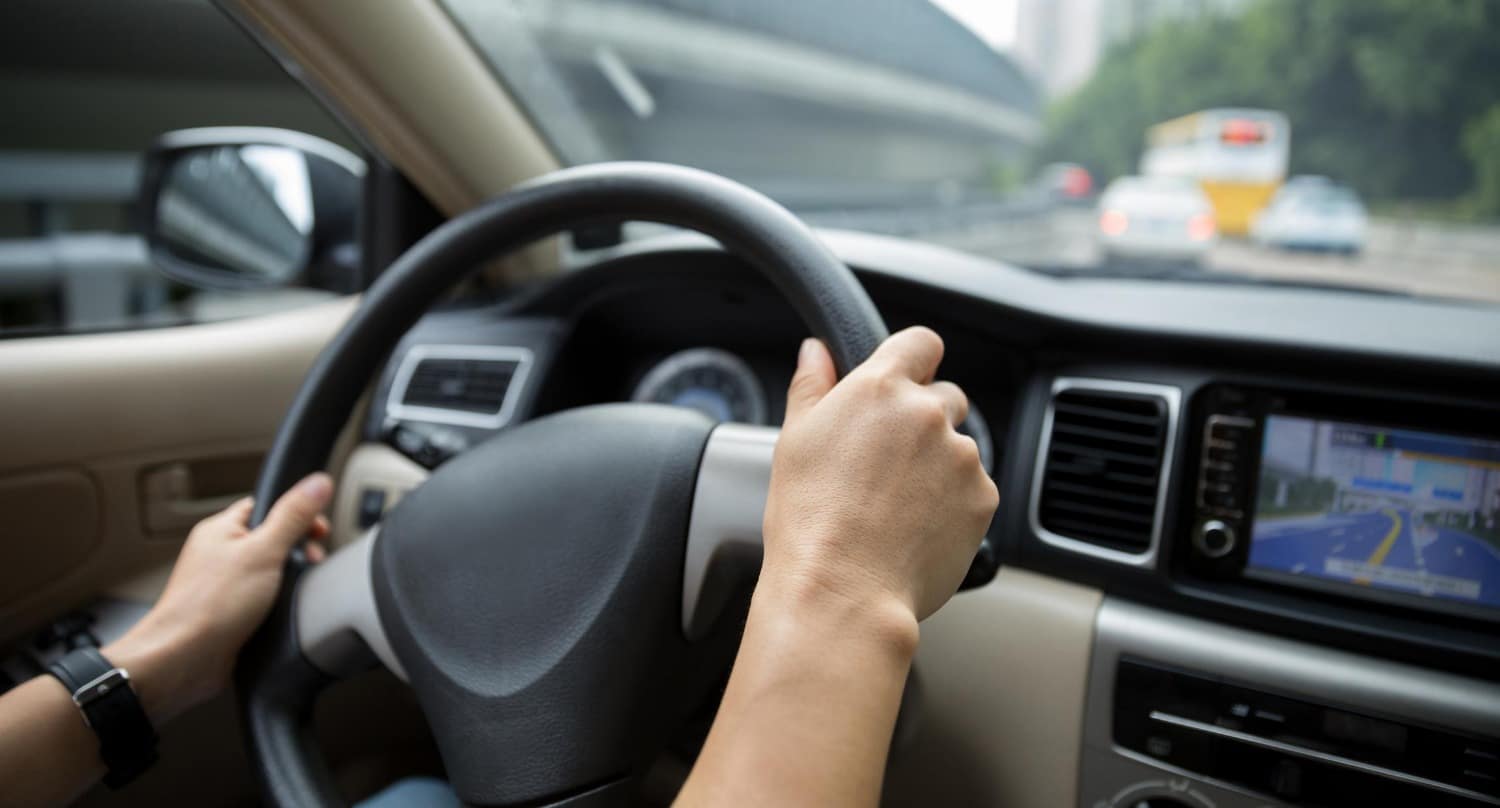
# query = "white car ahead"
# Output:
<box><xmin>1097</xmin><ymin>175</ymin><xmax>1217</xmax><ymax>264</ymax></box>
<box><xmin>1252</xmin><ymin>183</ymin><xmax>1369</xmax><ymax>255</ymax></box>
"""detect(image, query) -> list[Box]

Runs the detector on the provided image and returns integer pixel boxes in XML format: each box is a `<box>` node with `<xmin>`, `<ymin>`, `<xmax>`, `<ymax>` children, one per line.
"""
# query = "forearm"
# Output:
<box><xmin>0</xmin><ymin>627</ymin><xmax>191</xmax><ymax>808</ymax></box>
<box><xmin>676</xmin><ymin>576</ymin><xmax>919</xmax><ymax>807</ymax></box>
<box><xmin>0</xmin><ymin>675</ymin><xmax>103</xmax><ymax>808</ymax></box>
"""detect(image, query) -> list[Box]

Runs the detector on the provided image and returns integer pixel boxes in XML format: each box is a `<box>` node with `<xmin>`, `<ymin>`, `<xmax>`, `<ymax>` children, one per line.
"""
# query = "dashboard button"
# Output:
<box><xmin>1202</xmin><ymin>487</ymin><xmax>1241</xmax><ymax>511</ymax></box>
<box><xmin>392</xmin><ymin>425</ymin><xmax>427</xmax><ymax>456</ymax></box>
<box><xmin>357</xmin><ymin>487</ymin><xmax>387</xmax><ymax>529</ymax></box>
<box><xmin>1193</xmin><ymin>519</ymin><xmax>1237</xmax><ymax>558</ymax></box>
<box><xmin>1203</xmin><ymin>466</ymin><xmax>1238</xmax><ymax>486</ymax></box>
<box><xmin>1205</xmin><ymin>445</ymin><xmax>1241</xmax><ymax>465</ymax></box>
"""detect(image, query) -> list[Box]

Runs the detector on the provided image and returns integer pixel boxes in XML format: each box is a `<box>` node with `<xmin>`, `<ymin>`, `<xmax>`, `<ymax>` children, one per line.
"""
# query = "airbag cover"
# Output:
<box><xmin>371</xmin><ymin>403</ymin><xmax>714</xmax><ymax>806</ymax></box>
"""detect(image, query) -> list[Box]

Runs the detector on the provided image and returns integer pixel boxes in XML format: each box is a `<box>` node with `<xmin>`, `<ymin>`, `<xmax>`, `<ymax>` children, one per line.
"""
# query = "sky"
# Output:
<box><xmin>927</xmin><ymin>0</ymin><xmax>1018</xmax><ymax>50</ymax></box>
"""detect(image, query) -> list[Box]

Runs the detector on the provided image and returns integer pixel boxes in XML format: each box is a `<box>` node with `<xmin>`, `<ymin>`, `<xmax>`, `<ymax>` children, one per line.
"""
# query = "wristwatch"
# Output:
<box><xmin>48</xmin><ymin>647</ymin><xmax>159</xmax><ymax>788</ymax></box>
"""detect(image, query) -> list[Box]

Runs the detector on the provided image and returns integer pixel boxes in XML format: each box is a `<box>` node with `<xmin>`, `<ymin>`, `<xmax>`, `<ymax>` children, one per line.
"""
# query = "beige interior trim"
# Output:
<box><xmin>228</xmin><ymin>0</ymin><xmax>559</xmax><ymax>214</ymax></box>
<box><xmin>330</xmin><ymin>444</ymin><xmax>430</xmax><ymax>548</ymax></box>
<box><xmin>883</xmin><ymin>568</ymin><xmax>1103</xmax><ymax>808</ymax></box>
<box><xmin>0</xmin><ymin>298</ymin><xmax>356</xmax><ymax>473</ymax></box>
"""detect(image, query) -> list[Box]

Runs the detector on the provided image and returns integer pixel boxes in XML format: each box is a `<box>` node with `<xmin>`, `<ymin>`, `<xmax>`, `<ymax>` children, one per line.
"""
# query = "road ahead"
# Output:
<box><xmin>1250</xmin><ymin>508</ymin><xmax>1500</xmax><ymax>608</ymax></box>
<box><xmin>921</xmin><ymin>207</ymin><xmax>1500</xmax><ymax>305</ymax></box>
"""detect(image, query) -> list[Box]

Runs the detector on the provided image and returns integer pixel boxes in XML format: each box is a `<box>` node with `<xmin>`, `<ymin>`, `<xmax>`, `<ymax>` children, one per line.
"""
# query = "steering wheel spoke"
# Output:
<box><xmin>295</xmin><ymin>526</ymin><xmax>407</xmax><ymax>680</ymax></box>
<box><xmin>682</xmin><ymin>424</ymin><xmax>776</xmax><ymax>639</ymax></box>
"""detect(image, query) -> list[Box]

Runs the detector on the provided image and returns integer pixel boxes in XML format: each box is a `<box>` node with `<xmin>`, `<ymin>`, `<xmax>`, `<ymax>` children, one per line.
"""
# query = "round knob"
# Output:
<box><xmin>1193</xmin><ymin>519</ymin><xmax>1237</xmax><ymax>558</ymax></box>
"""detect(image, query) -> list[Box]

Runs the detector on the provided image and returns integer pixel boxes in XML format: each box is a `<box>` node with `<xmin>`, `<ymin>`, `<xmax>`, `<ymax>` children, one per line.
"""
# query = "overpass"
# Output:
<box><xmin>456</xmin><ymin>0</ymin><xmax>1043</xmax><ymax>210</ymax></box>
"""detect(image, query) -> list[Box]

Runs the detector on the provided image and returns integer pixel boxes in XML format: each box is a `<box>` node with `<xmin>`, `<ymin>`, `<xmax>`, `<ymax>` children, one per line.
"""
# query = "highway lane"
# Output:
<box><xmin>925</xmin><ymin>207</ymin><xmax>1500</xmax><ymax>305</ymax></box>
<box><xmin>1250</xmin><ymin>508</ymin><xmax>1500</xmax><ymax>608</ymax></box>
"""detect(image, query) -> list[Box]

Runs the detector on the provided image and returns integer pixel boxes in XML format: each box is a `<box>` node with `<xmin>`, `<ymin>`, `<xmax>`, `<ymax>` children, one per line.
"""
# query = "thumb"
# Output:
<box><xmin>255</xmin><ymin>472</ymin><xmax>333</xmax><ymax>554</ymax></box>
<box><xmin>784</xmin><ymin>338</ymin><xmax>836</xmax><ymax>425</ymax></box>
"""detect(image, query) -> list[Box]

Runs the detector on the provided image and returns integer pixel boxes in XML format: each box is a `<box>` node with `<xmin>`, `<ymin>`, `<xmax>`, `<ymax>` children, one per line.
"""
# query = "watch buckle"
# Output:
<box><xmin>71</xmin><ymin>667</ymin><xmax>131</xmax><ymax>714</ymax></box>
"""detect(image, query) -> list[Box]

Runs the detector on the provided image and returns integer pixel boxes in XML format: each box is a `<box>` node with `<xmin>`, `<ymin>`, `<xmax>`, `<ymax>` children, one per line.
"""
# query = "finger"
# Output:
<box><xmin>869</xmin><ymin>326</ymin><xmax>944</xmax><ymax>383</ymax></box>
<box><xmin>302</xmin><ymin>524</ymin><xmax>331</xmax><ymax>564</ymax></box>
<box><xmin>928</xmin><ymin>381</ymin><xmax>969</xmax><ymax>428</ymax></box>
<box><xmin>254</xmin><ymin>472</ymin><xmax>334</xmax><ymax>555</ymax></box>
<box><xmin>304</xmin><ymin>538</ymin><xmax>328</xmax><ymax>564</ymax></box>
<box><xmin>784</xmin><ymin>338</ymin><xmax>837</xmax><ymax>425</ymax></box>
<box><xmin>207</xmin><ymin>497</ymin><xmax>256</xmax><ymax>540</ymax></box>
<box><xmin>218</xmin><ymin>497</ymin><xmax>254</xmax><ymax>527</ymax></box>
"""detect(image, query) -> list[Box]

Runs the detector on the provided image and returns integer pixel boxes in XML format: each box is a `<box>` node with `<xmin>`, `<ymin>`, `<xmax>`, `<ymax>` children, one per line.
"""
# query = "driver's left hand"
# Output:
<box><xmin>102</xmin><ymin>473</ymin><xmax>333</xmax><ymax>725</ymax></box>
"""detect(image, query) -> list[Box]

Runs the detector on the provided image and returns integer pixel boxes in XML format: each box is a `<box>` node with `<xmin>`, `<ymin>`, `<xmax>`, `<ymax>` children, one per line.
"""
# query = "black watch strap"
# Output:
<box><xmin>49</xmin><ymin>647</ymin><xmax>159</xmax><ymax>788</ymax></box>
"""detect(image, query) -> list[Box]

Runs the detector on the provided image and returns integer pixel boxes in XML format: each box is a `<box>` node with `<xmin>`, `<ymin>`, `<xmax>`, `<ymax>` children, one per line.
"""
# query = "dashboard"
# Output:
<box><xmin>625</xmin><ymin>346</ymin><xmax>996</xmax><ymax>473</ymax></box>
<box><xmin>360</xmin><ymin>229</ymin><xmax>1500</xmax><ymax>806</ymax></box>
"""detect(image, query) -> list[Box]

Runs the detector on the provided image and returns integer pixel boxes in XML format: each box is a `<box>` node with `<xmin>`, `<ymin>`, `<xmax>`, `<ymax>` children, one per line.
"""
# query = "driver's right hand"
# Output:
<box><xmin>761</xmin><ymin>327</ymin><xmax>999</xmax><ymax>627</ymax></box>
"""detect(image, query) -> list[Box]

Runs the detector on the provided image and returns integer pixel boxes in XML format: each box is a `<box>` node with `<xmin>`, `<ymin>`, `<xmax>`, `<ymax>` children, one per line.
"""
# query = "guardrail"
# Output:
<box><xmin>1366</xmin><ymin>217</ymin><xmax>1500</xmax><ymax>268</ymax></box>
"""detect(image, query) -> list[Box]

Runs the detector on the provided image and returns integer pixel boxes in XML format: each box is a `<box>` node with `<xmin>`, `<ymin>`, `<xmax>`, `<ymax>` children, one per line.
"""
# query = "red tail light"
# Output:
<box><xmin>1220</xmin><ymin>118</ymin><xmax>1268</xmax><ymax>145</ymax></box>
<box><xmin>1100</xmin><ymin>210</ymin><xmax>1129</xmax><ymax>236</ymax></box>
<box><xmin>1188</xmin><ymin>213</ymin><xmax>1216</xmax><ymax>241</ymax></box>
<box><xmin>1062</xmin><ymin>167</ymin><xmax>1093</xmax><ymax>197</ymax></box>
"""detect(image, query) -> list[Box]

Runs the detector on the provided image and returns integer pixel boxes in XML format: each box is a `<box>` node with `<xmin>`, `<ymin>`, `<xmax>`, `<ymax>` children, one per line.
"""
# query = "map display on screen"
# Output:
<box><xmin>1248</xmin><ymin>415</ymin><xmax>1500</xmax><ymax>610</ymax></box>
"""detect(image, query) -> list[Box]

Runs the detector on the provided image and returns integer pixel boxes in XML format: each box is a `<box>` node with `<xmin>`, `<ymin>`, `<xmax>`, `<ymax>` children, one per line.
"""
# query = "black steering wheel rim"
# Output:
<box><xmin>237</xmin><ymin>161</ymin><xmax>891</xmax><ymax>806</ymax></box>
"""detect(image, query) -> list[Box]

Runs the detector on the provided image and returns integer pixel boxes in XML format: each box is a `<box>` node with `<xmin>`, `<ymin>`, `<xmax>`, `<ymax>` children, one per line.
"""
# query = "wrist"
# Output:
<box><xmin>102</xmin><ymin>618</ymin><xmax>207</xmax><ymax>727</ymax></box>
<box><xmin>750</xmin><ymin>568</ymin><xmax>920</xmax><ymax>665</ymax></box>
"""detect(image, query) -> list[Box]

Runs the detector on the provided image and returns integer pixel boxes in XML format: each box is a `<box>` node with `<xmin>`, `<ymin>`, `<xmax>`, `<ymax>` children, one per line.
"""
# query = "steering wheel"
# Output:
<box><xmin>237</xmin><ymin>162</ymin><xmax>892</xmax><ymax>806</ymax></box>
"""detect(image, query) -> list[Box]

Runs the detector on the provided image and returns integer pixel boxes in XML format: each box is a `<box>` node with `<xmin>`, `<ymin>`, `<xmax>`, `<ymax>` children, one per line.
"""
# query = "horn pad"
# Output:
<box><xmin>371</xmin><ymin>404</ymin><xmax>716</xmax><ymax>805</ymax></box>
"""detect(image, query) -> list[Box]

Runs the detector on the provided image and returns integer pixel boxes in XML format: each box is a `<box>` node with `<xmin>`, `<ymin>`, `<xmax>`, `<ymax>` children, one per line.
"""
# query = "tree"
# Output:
<box><xmin>1035</xmin><ymin>0</ymin><xmax>1500</xmax><ymax>213</ymax></box>
<box><xmin>1465</xmin><ymin>106</ymin><xmax>1500</xmax><ymax>217</ymax></box>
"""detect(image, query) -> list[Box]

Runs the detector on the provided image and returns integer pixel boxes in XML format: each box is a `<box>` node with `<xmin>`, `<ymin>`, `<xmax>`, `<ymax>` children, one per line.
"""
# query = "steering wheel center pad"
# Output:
<box><xmin>373</xmin><ymin>404</ymin><xmax>717</xmax><ymax>803</ymax></box>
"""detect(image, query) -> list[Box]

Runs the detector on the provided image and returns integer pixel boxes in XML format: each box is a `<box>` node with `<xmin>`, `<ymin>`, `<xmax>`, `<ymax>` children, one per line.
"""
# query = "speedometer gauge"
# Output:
<box><xmin>632</xmin><ymin>348</ymin><xmax>768</xmax><ymax>425</ymax></box>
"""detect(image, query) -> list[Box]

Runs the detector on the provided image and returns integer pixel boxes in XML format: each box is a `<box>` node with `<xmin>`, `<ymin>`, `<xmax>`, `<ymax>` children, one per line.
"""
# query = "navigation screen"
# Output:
<box><xmin>1248</xmin><ymin>415</ymin><xmax>1500</xmax><ymax>612</ymax></box>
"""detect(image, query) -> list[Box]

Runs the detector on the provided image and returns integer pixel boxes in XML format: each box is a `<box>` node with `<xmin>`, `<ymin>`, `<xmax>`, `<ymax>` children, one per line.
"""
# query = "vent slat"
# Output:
<box><xmin>1052</xmin><ymin>400</ymin><xmax>1163</xmax><ymax>426</ymax></box>
<box><xmin>401</xmin><ymin>356</ymin><xmax>521</xmax><ymax>415</ymax></box>
<box><xmin>1042</xmin><ymin>517</ymin><xmax>1157</xmax><ymax>546</ymax></box>
<box><xmin>1044</xmin><ymin>479</ymin><xmax>1158</xmax><ymax>507</ymax></box>
<box><xmin>1048</xmin><ymin>441</ymin><xmax>1160</xmax><ymax>467</ymax></box>
<box><xmin>1045</xmin><ymin>465</ymin><xmax>1158</xmax><ymax>488</ymax></box>
<box><xmin>1038</xmin><ymin>387</ymin><xmax>1170</xmax><ymax>555</ymax></box>
<box><xmin>1038</xmin><ymin>496</ymin><xmax>1155</xmax><ymax>526</ymax></box>
<box><xmin>1051</xmin><ymin>421</ymin><xmax>1162</xmax><ymax>448</ymax></box>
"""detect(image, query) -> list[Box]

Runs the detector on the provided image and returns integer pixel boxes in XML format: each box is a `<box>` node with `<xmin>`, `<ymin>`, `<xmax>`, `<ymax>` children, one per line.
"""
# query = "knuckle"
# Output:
<box><xmin>908</xmin><ymin>394</ymin><xmax>948</xmax><ymax>429</ymax></box>
<box><xmin>977</xmin><ymin>479</ymin><xmax>1000</xmax><ymax>515</ymax></box>
<box><xmin>903</xmin><ymin>325</ymin><xmax>943</xmax><ymax>353</ymax></box>
<box><xmin>942</xmin><ymin>385</ymin><xmax>970</xmax><ymax>419</ymax></box>
<box><xmin>854</xmin><ymin>370</ymin><xmax>897</xmax><ymax>399</ymax></box>
<box><xmin>954</xmin><ymin>433</ymin><xmax>982</xmax><ymax>465</ymax></box>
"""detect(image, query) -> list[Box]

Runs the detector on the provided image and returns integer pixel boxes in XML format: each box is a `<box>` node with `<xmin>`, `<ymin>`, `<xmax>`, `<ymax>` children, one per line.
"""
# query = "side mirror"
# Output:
<box><xmin>140</xmin><ymin>127</ymin><xmax>365</xmax><ymax>291</ymax></box>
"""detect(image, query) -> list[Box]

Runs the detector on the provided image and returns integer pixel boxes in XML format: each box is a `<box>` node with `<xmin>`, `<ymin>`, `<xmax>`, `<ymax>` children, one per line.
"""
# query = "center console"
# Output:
<box><xmin>1081</xmin><ymin>599</ymin><xmax>1500</xmax><ymax>808</ymax></box>
<box><xmin>1042</xmin><ymin>376</ymin><xmax>1500</xmax><ymax>806</ymax></box>
<box><xmin>1183</xmin><ymin>384</ymin><xmax>1500</xmax><ymax>627</ymax></box>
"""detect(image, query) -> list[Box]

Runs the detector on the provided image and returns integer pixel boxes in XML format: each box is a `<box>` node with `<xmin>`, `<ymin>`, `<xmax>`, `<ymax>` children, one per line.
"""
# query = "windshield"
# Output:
<box><xmin>442</xmin><ymin>0</ymin><xmax>1500</xmax><ymax>305</ymax></box>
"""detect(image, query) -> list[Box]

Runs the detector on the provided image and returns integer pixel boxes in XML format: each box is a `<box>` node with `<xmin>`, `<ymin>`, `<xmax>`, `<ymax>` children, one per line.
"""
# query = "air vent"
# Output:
<box><xmin>1032</xmin><ymin>379</ymin><xmax>1180</xmax><ymax>564</ymax></box>
<box><xmin>402</xmin><ymin>357</ymin><xmax>516</xmax><ymax>413</ymax></box>
<box><xmin>387</xmin><ymin>346</ymin><xmax>533</xmax><ymax>429</ymax></box>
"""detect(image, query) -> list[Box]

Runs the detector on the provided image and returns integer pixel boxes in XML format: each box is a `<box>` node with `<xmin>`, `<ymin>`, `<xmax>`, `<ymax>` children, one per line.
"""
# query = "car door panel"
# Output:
<box><xmin>0</xmin><ymin>296</ymin><xmax>356</xmax><ymax>644</ymax></box>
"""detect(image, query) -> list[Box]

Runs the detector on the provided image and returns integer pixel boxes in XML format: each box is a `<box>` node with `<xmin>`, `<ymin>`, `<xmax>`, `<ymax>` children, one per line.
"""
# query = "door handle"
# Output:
<box><xmin>140</xmin><ymin>459</ymin><xmax>253</xmax><ymax>535</ymax></box>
